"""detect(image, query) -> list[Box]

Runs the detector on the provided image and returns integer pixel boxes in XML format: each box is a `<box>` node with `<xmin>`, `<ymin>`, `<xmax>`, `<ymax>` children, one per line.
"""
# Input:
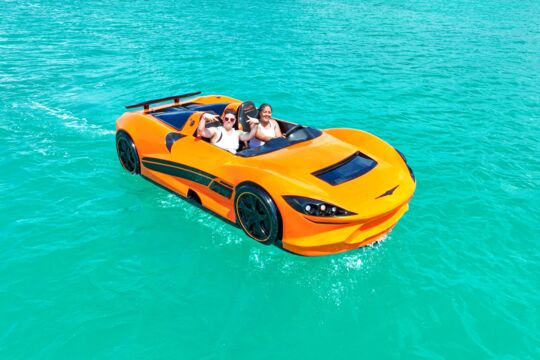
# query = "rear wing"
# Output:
<box><xmin>125</xmin><ymin>91</ymin><xmax>201</xmax><ymax>111</ymax></box>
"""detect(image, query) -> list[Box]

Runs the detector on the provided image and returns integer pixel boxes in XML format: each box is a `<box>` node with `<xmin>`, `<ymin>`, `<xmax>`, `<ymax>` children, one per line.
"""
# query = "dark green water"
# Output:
<box><xmin>1</xmin><ymin>0</ymin><xmax>539</xmax><ymax>358</ymax></box>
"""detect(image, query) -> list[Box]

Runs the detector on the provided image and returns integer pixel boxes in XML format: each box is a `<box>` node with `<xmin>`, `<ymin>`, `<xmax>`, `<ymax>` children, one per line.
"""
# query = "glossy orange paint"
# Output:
<box><xmin>116</xmin><ymin>94</ymin><xmax>416</xmax><ymax>256</ymax></box>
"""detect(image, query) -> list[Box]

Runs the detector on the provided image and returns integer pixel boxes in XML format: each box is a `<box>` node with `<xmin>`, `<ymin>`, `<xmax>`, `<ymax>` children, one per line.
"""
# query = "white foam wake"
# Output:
<box><xmin>28</xmin><ymin>101</ymin><xmax>115</xmax><ymax>136</ymax></box>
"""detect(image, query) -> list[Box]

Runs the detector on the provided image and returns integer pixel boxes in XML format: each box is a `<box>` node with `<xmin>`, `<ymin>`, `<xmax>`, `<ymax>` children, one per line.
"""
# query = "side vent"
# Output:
<box><xmin>165</xmin><ymin>133</ymin><xmax>186</xmax><ymax>152</ymax></box>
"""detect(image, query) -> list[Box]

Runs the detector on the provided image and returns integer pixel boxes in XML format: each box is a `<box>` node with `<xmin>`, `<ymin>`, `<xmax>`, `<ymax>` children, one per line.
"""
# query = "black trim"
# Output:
<box><xmin>142</xmin><ymin>157</ymin><xmax>216</xmax><ymax>180</ymax></box>
<box><xmin>141</xmin><ymin>157</ymin><xmax>234</xmax><ymax>199</ymax></box>
<box><xmin>142</xmin><ymin>157</ymin><xmax>216</xmax><ymax>186</ymax></box>
<box><xmin>407</xmin><ymin>164</ymin><xmax>415</xmax><ymax>182</ymax></box>
<box><xmin>209</xmin><ymin>180</ymin><xmax>233</xmax><ymax>198</ymax></box>
<box><xmin>142</xmin><ymin>162</ymin><xmax>213</xmax><ymax>186</ymax></box>
<box><xmin>165</xmin><ymin>133</ymin><xmax>186</xmax><ymax>152</ymax></box>
<box><xmin>218</xmin><ymin>180</ymin><xmax>233</xmax><ymax>189</ymax></box>
<box><xmin>394</xmin><ymin>147</ymin><xmax>415</xmax><ymax>183</ymax></box>
<box><xmin>376</xmin><ymin>185</ymin><xmax>399</xmax><ymax>199</ymax></box>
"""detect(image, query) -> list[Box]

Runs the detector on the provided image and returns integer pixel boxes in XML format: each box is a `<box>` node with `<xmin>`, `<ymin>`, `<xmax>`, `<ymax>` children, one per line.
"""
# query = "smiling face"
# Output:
<box><xmin>259</xmin><ymin>105</ymin><xmax>272</xmax><ymax>125</ymax></box>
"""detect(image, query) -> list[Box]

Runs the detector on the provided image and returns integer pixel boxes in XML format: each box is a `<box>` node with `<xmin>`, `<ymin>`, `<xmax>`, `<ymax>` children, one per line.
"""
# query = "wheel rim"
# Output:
<box><xmin>117</xmin><ymin>137</ymin><xmax>137</xmax><ymax>172</ymax></box>
<box><xmin>237</xmin><ymin>193</ymin><xmax>272</xmax><ymax>242</ymax></box>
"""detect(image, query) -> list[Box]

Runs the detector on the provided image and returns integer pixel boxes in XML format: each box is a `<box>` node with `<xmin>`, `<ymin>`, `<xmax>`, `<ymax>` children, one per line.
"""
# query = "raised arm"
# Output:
<box><xmin>197</xmin><ymin>113</ymin><xmax>219</xmax><ymax>139</ymax></box>
<box><xmin>239</xmin><ymin>117</ymin><xmax>260</xmax><ymax>142</ymax></box>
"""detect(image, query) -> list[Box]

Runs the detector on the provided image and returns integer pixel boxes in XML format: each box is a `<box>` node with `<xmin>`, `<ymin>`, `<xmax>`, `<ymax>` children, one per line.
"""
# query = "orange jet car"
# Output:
<box><xmin>115</xmin><ymin>92</ymin><xmax>416</xmax><ymax>256</ymax></box>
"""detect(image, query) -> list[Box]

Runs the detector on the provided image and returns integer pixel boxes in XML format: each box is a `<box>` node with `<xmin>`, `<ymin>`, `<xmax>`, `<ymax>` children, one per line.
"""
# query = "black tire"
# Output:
<box><xmin>116</xmin><ymin>131</ymin><xmax>140</xmax><ymax>174</ymax></box>
<box><xmin>234</xmin><ymin>184</ymin><xmax>281</xmax><ymax>245</ymax></box>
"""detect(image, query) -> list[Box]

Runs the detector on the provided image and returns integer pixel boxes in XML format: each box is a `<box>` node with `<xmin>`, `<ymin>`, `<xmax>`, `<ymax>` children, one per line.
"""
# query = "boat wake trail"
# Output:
<box><xmin>28</xmin><ymin>101</ymin><xmax>114</xmax><ymax>137</ymax></box>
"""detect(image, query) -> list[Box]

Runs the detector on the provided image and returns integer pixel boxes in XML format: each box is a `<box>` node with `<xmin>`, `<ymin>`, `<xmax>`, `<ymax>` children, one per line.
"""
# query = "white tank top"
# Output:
<box><xmin>213</xmin><ymin>127</ymin><xmax>240</xmax><ymax>154</ymax></box>
<box><xmin>249</xmin><ymin>122</ymin><xmax>277</xmax><ymax>148</ymax></box>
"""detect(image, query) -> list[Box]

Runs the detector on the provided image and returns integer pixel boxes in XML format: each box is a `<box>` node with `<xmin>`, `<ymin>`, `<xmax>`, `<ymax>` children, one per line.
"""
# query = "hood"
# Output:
<box><xmin>249</xmin><ymin>132</ymin><xmax>415</xmax><ymax>218</ymax></box>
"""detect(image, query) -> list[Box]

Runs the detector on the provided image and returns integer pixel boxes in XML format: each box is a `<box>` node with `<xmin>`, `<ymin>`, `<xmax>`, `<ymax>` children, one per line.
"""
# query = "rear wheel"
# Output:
<box><xmin>116</xmin><ymin>131</ymin><xmax>140</xmax><ymax>174</ymax></box>
<box><xmin>234</xmin><ymin>184</ymin><xmax>281</xmax><ymax>245</ymax></box>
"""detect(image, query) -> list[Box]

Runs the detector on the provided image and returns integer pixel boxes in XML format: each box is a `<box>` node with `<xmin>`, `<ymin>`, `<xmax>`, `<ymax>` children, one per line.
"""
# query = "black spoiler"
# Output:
<box><xmin>125</xmin><ymin>91</ymin><xmax>202</xmax><ymax>111</ymax></box>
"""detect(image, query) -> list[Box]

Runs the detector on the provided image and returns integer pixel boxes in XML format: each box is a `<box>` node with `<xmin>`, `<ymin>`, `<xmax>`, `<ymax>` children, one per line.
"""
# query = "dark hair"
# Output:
<box><xmin>223</xmin><ymin>109</ymin><xmax>236</xmax><ymax>118</ymax></box>
<box><xmin>257</xmin><ymin>103</ymin><xmax>272</xmax><ymax>119</ymax></box>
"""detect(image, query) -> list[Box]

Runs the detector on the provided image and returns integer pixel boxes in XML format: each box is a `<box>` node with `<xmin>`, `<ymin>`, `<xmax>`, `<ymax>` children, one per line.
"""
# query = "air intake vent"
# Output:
<box><xmin>312</xmin><ymin>152</ymin><xmax>377</xmax><ymax>186</ymax></box>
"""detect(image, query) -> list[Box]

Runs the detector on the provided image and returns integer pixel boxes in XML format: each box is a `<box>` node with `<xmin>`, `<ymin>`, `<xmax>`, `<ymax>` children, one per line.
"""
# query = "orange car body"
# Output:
<box><xmin>116</xmin><ymin>93</ymin><xmax>416</xmax><ymax>256</ymax></box>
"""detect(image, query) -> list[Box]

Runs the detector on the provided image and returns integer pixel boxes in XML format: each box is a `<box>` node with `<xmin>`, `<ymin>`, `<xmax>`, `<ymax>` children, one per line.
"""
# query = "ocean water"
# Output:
<box><xmin>1</xmin><ymin>0</ymin><xmax>539</xmax><ymax>358</ymax></box>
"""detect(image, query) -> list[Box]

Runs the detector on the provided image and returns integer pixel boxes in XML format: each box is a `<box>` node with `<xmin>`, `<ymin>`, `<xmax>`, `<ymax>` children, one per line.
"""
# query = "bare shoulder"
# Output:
<box><xmin>271</xmin><ymin>119</ymin><xmax>282</xmax><ymax>134</ymax></box>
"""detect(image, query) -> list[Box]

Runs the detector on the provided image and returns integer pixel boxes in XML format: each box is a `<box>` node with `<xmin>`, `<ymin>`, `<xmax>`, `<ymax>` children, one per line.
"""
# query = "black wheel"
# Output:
<box><xmin>234</xmin><ymin>184</ymin><xmax>281</xmax><ymax>245</ymax></box>
<box><xmin>116</xmin><ymin>131</ymin><xmax>140</xmax><ymax>174</ymax></box>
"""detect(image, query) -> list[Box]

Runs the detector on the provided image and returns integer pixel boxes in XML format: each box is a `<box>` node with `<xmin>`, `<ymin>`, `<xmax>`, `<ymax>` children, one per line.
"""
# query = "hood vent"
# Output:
<box><xmin>312</xmin><ymin>152</ymin><xmax>377</xmax><ymax>186</ymax></box>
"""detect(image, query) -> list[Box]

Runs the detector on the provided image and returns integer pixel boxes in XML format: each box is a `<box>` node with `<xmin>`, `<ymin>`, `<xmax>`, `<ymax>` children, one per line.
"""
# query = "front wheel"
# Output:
<box><xmin>234</xmin><ymin>184</ymin><xmax>281</xmax><ymax>245</ymax></box>
<box><xmin>116</xmin><ymin>131</ymin><xmax>140</xmax><ymax>174</ymax></box>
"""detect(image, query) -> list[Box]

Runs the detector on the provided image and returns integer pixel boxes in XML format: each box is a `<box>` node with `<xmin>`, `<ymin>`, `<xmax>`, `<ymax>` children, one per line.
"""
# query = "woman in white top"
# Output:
<box><xmin>197</xmin><ymin>110</ymin><xmax>259</xmax><ymax>154</ymax></box>
<box><xmin>249</xmin><ymin>103</ymin><xmax>283</xmax><ymax>148</ymax></box>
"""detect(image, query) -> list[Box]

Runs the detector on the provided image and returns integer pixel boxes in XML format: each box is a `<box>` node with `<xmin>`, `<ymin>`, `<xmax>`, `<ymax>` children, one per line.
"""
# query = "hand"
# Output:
<box><xmin>204</xmin><ymin>113</ymin><xmax>220</xmax><ymax>123</ymax></box>
<box><xmin>247</xmin><ymin>116</ymin><xmax>259</xmax><ymax>126</ymax></box>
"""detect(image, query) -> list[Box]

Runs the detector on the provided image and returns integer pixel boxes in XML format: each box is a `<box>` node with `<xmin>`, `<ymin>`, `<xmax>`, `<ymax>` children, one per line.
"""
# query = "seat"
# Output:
<box><xmin>237</xmin><ymin>101</ymin><xmax>258</xmax><ymax>132</ymax></box>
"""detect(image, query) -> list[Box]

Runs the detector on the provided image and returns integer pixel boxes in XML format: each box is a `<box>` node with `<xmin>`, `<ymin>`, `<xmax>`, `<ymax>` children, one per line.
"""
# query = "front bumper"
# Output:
<box><xmin>280</xmin><ymin>202</ymin><xmax>409</xmax><ymax>256</ymax></box>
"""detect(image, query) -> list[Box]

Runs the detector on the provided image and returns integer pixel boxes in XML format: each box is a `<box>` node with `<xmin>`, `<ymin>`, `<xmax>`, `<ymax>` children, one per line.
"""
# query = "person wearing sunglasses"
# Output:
<box><xmin>197</xmin><ymin>110</ymin><xmax>259</xmax><ymax>154</ymax></box>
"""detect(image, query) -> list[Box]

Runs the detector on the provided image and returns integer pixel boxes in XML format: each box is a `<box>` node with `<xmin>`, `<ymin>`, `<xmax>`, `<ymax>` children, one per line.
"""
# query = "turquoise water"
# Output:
<box><xmin>1</xmin><ymin>0</ymin><xmax>539</xmax><ymax>358</ymax></box>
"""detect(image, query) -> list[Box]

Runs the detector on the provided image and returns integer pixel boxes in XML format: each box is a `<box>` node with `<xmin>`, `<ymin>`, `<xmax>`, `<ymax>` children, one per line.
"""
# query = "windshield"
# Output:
<box><xmin>237</xmin><ymin>126</ymin><xmax>322</xmax><ymax>157</ymax></box>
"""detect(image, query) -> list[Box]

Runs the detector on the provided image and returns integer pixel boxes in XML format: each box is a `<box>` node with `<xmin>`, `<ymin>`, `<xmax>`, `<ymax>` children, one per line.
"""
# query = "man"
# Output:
<box><xmin>197</xmin><ymin>110</ymin><xmax>259</xmax><ymax>154</ymax></box>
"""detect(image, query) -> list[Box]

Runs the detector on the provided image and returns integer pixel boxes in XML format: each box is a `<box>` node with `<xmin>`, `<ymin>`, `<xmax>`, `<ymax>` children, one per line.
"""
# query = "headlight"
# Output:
<box><xmin>283</xmin><ymin>196</ymin><xmax>356</xmax><ymax>217</ymax></box>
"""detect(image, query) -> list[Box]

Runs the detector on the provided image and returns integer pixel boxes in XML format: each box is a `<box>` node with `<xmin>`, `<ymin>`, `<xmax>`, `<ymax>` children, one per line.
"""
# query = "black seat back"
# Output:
<box><xmin>237</xmin><ymin>101</ymin><xmax>258</xmax><ymax>132</ymax></box>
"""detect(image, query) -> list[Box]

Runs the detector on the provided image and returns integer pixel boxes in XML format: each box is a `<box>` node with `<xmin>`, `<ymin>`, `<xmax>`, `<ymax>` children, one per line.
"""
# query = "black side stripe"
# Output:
<box><xmin>209</xmin><ymin>180</ymin><xmax>233</xmax><ymax>199</ymax></box>
<box><xmin>143</xmin><ymin>157</ymin><xmax>216</xmax><ymax>180</ymax></box>
<box><xmin>218</xmin><ymin>181</ymin><xmax>233</xmax><ymax>190</ymax></box>
<box><xmin>142</xmin><ymin>161</ymin><xmax>214</xmax><ymax>186</ymax></box>
<box><xmin>141</xmin><ymin>157</ymin><xmax>233</xmax><ymax>198</ymax></box>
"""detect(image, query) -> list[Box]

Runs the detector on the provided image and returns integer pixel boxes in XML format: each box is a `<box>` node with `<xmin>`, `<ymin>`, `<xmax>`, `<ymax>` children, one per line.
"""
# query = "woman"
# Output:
<box><xmin>198</xmin><ymin>110</ymin><xmax>259</xmax><ymax>154</ymax></box>
<box><xmin>249</xmin><ymin>103</ymin><xmax>283</xmax><ymax>148</ymax></box>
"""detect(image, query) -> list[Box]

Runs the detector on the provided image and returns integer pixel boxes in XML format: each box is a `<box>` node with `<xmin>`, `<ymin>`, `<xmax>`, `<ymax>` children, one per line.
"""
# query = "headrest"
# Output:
<box><xmin>237</xmin><ymin>101</ymin><xmax>258</xmax><ymax>132</ymax></box>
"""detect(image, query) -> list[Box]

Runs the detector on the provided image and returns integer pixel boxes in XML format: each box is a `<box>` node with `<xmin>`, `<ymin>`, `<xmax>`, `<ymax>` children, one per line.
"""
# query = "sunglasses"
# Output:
<box><xmin>224</xmin><ymin>117</ymin><xmax>236</xmax><ymax>122</ymax></box>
